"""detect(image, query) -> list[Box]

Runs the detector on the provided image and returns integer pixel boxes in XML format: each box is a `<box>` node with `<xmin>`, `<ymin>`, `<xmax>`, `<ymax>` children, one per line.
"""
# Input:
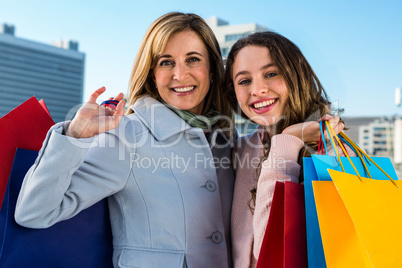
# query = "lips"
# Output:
<box><xmin>249</xmin><ymin>98</ymin><xmax>277</xmax><ymax>114</ymax></box>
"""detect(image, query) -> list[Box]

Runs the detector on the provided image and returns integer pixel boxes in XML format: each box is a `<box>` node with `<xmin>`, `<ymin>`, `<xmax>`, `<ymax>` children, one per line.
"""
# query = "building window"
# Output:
<box><xmin>225</xmin><ymin>33</ymin><xmax>244</xmax><ymax>42</ymax></box>
<box><xmin>374</xmin><ymin>127</ymin><xmax>386</xmax><ymax>131</ymax></box>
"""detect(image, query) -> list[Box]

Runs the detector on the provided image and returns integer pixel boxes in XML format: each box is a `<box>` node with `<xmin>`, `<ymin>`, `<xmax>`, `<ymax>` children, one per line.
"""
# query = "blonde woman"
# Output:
<box><xmin>16</xmin><ymin>12</ymin><xmax>235</xmax><ymax>267</ymax></box>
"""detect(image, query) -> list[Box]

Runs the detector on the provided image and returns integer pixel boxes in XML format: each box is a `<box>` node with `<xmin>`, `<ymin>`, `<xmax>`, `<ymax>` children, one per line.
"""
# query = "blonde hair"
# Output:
<box><xmin>126</xmin><ymin>12</ymin><xmax>233</xmax><ymax>135</ymax></box>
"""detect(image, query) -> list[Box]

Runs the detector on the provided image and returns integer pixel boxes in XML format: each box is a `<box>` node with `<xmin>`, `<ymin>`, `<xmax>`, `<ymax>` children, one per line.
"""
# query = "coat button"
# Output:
<box><xmin>211</xmin><ymin>231</ymin><xmax>223</xmax><ymax>244</ymax></box>
<box><xmin>205</xmin><ymin>180</ymin><xmax>217</xmax><ymax>192</ymax></box>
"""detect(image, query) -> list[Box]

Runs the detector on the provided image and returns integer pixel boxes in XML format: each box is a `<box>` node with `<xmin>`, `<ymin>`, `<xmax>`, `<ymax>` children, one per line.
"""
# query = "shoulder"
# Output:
<box><xmin>234</xmin><ymin>130</ymin><xmax>263</xmax><ymax>155</ymax></box>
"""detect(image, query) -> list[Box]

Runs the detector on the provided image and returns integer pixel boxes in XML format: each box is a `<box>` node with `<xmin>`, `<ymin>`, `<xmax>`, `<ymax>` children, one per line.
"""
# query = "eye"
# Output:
<box><xmin>159</xmin><ymin>60</ymin><xmax>173</xmax><ymax>66</ymax></box>
<box><xmin>188</xmin><ymin>57</ymin><xmax>200</xmax><ymax>63</ymax></box>
<box><xmin>238</xmin><ymin>79</ymin><xmax>251</xmax><ymax>85</ymax></box>
<box><xmin>265</xmin><ymin>72</ymin><xmax>277</xmax><ymax>78</ymax></box>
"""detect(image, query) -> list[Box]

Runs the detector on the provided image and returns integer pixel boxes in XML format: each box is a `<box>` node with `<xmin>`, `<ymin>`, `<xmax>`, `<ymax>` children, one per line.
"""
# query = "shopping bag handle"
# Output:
<box><xmin>324</xmin><ymin>121</ymin><xmax>363</xmax><ymax>181</ymax></box>
<box><xmin>320</xmin><ymin>121</ymin><xmax>360</xmax><ymax>161</ymax></box>
<box><xmin>321</xmin><ymin>120</ymin><xmax>371</xmax><ymax>177</ymax></box>
<box><xmin>339</xmin><ymin>130</ymin><xmax>398</xmax><ymax>188</ymax></box>
<box><xmin>323</xmin><ymin>121</ymin><xmax>372</xmax><ymax>179</ymax></box>
<box><xmin>318</xmin><ymin>134</ymin><xmax>323</xmax><ymax>155</ymax></box>
<box><xmin>325</xmin><ymin>121</ymin><xmax>398</xmax><ymax>188</ymax></box>
<box><xmin>319</xmin><ymin>121</ymin><xmax>328</xmax><ymax>155</ymax></box>
<box><xmin>338</xmin><ymin>133</ymin><xmax>372</xmax><ymax>178</ymax></box>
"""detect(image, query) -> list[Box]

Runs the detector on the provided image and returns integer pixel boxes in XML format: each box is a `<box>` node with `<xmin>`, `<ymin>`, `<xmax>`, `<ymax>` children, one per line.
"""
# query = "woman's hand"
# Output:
<box><xmin>65</xmin><ymin>87</ymin><xmax>126</xmax><ymax>138</ymax></box>
<box><xmin>281</xmin><ymin>115</ymin><xmax>344</xmax><ymax>143</ymax></box>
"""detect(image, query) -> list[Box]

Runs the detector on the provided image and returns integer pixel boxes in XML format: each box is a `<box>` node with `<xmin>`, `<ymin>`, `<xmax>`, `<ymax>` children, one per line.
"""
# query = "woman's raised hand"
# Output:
<box><xmin>65</xmin><ymin>87</ymin><xmax>126</xmax><ymax>138</ymax></box>
<box><xmin>281</xmin><ymin>115</ymin><xmax>344</xmax><ymax>143</ymax></box>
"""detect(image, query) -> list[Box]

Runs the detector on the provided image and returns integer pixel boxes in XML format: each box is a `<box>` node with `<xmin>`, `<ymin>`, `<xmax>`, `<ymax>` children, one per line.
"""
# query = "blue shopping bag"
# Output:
<box><xmin>303</xmin><ymin>122</ymin><xmax>398</xmax><ymax>268</ymax></box>
<box><xmin>311</xmin><ymin>154</ymin><xmax>398</xmax><ymax>182</ymax></box>
<box><xmin>303</xmin><ymin>158</ymin><xmax>326</xmax><ymax>268</ymax></box>
<box><xmin>0</xmin><ymin>148</ymin><xmax>114</xmax><ymax>268</ymax></box>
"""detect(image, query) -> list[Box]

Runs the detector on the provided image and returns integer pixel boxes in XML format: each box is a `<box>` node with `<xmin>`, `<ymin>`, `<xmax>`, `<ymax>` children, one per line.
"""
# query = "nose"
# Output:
<box><xmin>172</xmin><ymin>62</ymin><xmax>188</xmax><ymax>81</ymax></box>
<box><xmin>250</xmin><ymin>79</ymin><xmax>268</xmax><ymax>96</ymax></box>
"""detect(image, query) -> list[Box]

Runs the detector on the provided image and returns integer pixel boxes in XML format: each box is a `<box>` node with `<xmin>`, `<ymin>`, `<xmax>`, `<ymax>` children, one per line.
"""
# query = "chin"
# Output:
<box><xmin>251</xmin><ymin>115</ymin><xmax>283</xmax><ymax>128</ymax></box>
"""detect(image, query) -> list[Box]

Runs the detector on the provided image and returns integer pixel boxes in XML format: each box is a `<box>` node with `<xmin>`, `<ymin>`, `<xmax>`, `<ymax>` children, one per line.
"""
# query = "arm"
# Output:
<box><xmin>15</xmin><ymin>119</ymin><xmax>132</xmax><ymax>228</ymax></box>
<box><xmin>281</xmin><ymin>115</ymin><xmax>344</xmax><ymax>143</ymax></box>
<box><xmin>15</xmin><ymin>87</ymin><xmax>129</xmax><ymax>228</ymax></box>
<box><xmin>252</xmin><ymin>134</ymin><xmax>304</xmax><ymax>260</ymax></box>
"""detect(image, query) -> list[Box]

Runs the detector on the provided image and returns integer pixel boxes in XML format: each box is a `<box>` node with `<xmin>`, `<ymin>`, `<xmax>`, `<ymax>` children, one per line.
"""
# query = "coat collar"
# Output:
<box><xmin>130</xmin><ymin>96</ymin><xmax>233</xmax><ymax>145</ymax></box>
<box><xmin>130</xmin><ymin>96</ymin><xmax>192</xmax><ymax>141</ymax></box>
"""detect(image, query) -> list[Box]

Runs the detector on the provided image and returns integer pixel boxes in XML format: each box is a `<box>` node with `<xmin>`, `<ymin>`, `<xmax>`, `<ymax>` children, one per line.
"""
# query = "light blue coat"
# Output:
<box><xmin>15</xmin><ymin>96</ymin><xmax>235</xmax><ymax>268</ymax></box>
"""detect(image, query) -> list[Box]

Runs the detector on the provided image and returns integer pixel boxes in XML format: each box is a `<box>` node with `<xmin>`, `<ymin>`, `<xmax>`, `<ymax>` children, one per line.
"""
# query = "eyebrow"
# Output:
<box><xmin>158</xmin><ymin>51</ymin><xmax>204</xmax><ymax>59</ymax></box>
<box><xmin>234</xmin><ymin>63</ymin><xmax>275</xmax><ymax>80</ymax></box>
<box><xmin>187</xmin><ymin>51</ymin><xmax>204</xmax><ymax>57</ymax></box>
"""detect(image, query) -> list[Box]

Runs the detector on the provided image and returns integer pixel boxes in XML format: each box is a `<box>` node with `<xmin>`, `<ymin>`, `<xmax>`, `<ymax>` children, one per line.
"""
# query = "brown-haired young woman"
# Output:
<box><xmin>224</xmin><ymin>31</ymin><xmax>351</xmax><ymax>267</ymax></box>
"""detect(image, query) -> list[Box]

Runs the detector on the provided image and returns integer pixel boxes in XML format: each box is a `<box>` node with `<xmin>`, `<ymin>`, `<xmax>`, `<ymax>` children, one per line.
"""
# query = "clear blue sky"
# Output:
<box><xmin>1</xmin><ymin>0</ymin><xmax>401</xmax><ymax>116</ymax></box>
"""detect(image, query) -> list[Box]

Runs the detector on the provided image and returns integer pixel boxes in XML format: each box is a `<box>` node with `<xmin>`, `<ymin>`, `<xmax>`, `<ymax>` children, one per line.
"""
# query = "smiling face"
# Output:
<box><xmin>153</xmin><ymin>30</ymin><xmax>211</xmax><ymax>114</ymax></box>
<box><xmin>232</xmin><ymin>45</ymin><xmax>289</xmax><ymax>128</ymax></box>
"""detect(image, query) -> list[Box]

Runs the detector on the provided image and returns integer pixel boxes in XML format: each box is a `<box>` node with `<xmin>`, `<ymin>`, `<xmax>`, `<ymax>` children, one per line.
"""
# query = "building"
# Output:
<box><xmin>344</xmin><ymin>116</ymin><xmax>397</xmax><ymax>157</ymax></box>
<box><xmin>205</xmin><ymin>16</ymin><xmax>268</xmax><ymax>59</ymax></box>
<box><xmin>342</xmin><ymin>117</ymin><xmax>380</xmax><ymax>143</ymax></box>
<box><xmin>344</xmin><ymin>115</ymin><xmax>402</xmax><ymax>179</ymax></box>
<box><xmin>358</xmin><ymin>117</ymin><xmax>395</xmax><ymax>157</ymax></box>
<box><xmin>394</xmin><ymin>118</ymin><xmax>402</xmax><ymax>167</ymax></box>
<box><xmin>0</xmin><ymin>23</ymin><xmax>85</xmax><ymax>122</ymax></box>
<box><xmin>206</xmin><ymin>16</ymin><xmax>267</xmax><ymax>135</ymax></box>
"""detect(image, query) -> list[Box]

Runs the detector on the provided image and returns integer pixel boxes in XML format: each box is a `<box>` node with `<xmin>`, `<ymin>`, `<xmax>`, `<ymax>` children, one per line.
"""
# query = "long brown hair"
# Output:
<box><xmin>126</xmin><ymin>12</ymin><xmax>234</xmax><ymax>136</ymax></box>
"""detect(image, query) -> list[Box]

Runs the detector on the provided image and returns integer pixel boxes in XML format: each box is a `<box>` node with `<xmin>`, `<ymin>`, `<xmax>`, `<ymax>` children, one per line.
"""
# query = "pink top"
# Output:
<box><xmin>231</xmin><ymin>129</ymin><xmax>355</xmax><ymax>268</ymax></box>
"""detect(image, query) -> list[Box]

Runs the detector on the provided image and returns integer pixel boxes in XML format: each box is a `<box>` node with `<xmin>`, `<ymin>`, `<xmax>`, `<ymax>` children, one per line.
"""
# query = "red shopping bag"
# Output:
<box><xmin>0</xmin><ymin>96</ymin><xmax>54</xmax><ymax>207</ymax></box>
<box><xmin>257</xmin><ymin>181</ymin><xmax>307</xmax><ymax>268</ymax></box>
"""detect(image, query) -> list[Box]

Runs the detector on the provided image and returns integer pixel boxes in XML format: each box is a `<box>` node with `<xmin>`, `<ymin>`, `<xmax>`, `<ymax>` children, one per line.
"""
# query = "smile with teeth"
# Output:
<box><xmin>252</xmin><ymin>99</ymin><xmax>276</xmax><ymax>109</ymax></box>
<box><xmin>172</xmin><ymin>86</ymin><xmax>195</xmax><ymax>93</ymax></box>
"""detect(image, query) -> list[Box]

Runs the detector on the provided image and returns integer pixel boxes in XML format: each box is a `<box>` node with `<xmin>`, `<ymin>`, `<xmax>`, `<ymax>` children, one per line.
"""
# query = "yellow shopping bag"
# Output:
<box><xmin>329</xmin><ymin>169</ymin><xmax>400</xmax><ymax>267</ymax></box>
<box><xmin>313</xmin><ymin>121</ymin><xmax>400</xmax><ymax>267</ymax></box>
